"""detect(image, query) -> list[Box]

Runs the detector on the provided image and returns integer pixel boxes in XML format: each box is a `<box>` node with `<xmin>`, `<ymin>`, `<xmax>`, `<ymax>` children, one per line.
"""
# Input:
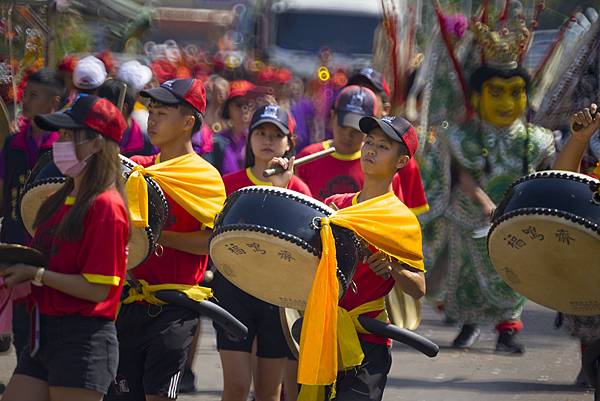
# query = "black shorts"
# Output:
<box><xmin>321</xmin><ymin>340</ymin><xmax>392</xmax><ymax>401</ymax></box>
<box><xmin>14</xmin><ymin>314</ymin><xmax>118</xmax><ymax>395</ymax></box>
<box><xmin>212</xmin><ymin>271</ymin><xmax>291</xmax><ymax>358</ymax></box>
<box><xmin>105</xmin><ymin>302</ymin><xmax>198</xmax><ymax>400</ymax></box>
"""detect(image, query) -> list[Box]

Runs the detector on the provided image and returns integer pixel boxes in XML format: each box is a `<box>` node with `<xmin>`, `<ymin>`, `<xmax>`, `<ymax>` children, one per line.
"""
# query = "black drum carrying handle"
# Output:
<box><xmin>357</xmin><ymin>316</ymin><xmax>439</xmax><ymax>357</ymax></box>
<box><xmin>153</xmin><ymin>290</ymin><xmax>248</xmax><ymax>340</ymax></box>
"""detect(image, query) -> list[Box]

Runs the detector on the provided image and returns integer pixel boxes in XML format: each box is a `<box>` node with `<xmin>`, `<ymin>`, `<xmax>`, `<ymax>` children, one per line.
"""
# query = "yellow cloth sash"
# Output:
<box><xmin>121</xmin><ymin>279</ymin><xmax>213</xmax><ymax>305</ymax></box>
<box><xmin>125</xmin><ymin>153</ymin><xmax>226</xmax><ymax>229</ymax></box>
<box><xmin>298</xmin><ymin>192</ymin><xmax>424</xmax><ymax>393</ymax></box>
<box><xmin>298</xmin><ymin>298</ymin><xmax>387</xmax><ymax>401</ymax></box>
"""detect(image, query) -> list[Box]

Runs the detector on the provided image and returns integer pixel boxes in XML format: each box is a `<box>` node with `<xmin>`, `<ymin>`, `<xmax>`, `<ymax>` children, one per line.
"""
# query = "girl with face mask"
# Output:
<box><xmin>1</xmin><ymin>95</ymin><xmax>130</xmax><ymax>401</ymax></box>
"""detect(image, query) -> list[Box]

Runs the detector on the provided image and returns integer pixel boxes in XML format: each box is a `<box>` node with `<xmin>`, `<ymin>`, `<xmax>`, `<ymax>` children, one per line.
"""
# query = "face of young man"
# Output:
<box><xmin>22</xmin><ymin>82</ymin><xmax>60</xmax><ymax>120</ymax></box>
<box><xmin>147</xmin><ymin>102</ymin><xmax>194</xmax><ymax>147</ymax></box>
<box><xmin>332</xmin><ymin>113</ymin><xmax>366</xmax><ymax>155</ymax></box>
<box><xmin>360</xmin><ymin>128</ymin><xmax>408</xmax><ymax>176</ymax></box>
<box><xmin>473</xmin><ymin>76</ymin><xmax>527</xmax><ymax>128</ymax></box>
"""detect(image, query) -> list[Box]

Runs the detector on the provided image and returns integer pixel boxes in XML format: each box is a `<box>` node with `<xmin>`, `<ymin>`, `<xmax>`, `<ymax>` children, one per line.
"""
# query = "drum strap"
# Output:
<box><xmin>121</xmin><ymin>279</ymin><xmax>213</xmax><ymax>306</ymax></box>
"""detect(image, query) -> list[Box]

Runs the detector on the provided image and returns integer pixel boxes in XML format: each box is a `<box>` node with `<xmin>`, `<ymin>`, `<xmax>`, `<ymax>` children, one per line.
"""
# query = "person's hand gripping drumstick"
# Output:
<box><xmin>265</xmin><ymin>156</ymin><xmax>295</xmax><ymax>188</ymax></box>
<box><xmin>555</xmin><ymin>104</ymin><xmax>600</xmax><ymax>172</ymax></box>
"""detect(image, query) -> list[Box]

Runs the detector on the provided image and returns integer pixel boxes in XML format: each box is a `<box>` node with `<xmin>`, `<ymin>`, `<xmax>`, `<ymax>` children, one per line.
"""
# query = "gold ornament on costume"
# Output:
<box><xmin>471</xmin><ymin>20</ymin><xmax>530</xmax><ymax>70</ymax></box>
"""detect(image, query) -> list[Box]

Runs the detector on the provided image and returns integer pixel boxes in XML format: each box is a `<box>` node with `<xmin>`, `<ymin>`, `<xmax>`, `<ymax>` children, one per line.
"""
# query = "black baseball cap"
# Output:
<box><xmin>359</xmin><ymin>115</ymin><xmax>419</xmax><ymax>158</ymax></box>
<box><xmin>333</xmin><ymin>85</ymin><xmax>378</xmax><ymax>131</ymax></box>
<box><xmin>250</xmin><ymin>104</ymin><xmax>296</xmax><ymax>136</ymax></box>
<box><xmin>348</xmin><ymin>67</ymin><xmax>391</xmax><ymax>98</ymax></box>
<box><xmin>140</xmin><ymin>78</ymin><xmax>206</xmax><ymax>114</ymax></box>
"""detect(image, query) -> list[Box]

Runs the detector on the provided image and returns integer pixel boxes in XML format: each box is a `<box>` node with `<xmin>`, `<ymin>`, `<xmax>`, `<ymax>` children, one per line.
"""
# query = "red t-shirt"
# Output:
<box><xmin>31</xmin><ymin>189</ymin><xmax>129</xmax><ymax>320</ymax></box>
<box><xmin>325</xmin><ymin>192</ymin><xmax>394</xmax><ymax>345</ymax></box>
<box><xmin>130</xmin><ymin>154</ymin><xmax>209</xmax><ymax>285</ymax></box>
<box><xmin>223</xmin><ymin>167</ymin><xmax>312</xmax><ymax>196</ymax></box>
<box><xmin>296</xmin><ymin>140</ymin><xmax>428</xmax><ymax>214</ymax></box>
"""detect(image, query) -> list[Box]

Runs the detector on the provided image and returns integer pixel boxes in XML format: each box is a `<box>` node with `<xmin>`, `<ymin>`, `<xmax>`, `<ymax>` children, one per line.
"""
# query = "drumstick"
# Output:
<box><xmin>263</xmin><ymin>147</ymin><xmax>336</xmax><ymax>177</ymax></box>
<box><xmin>117</xmin><ymin>81</ymin><xmax>128</xmax><ymax>112</ymax></box>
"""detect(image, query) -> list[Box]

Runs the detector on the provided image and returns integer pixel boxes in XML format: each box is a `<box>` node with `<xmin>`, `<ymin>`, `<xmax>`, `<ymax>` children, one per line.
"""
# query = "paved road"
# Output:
<box><xmin>0</xmin><ymin>302</ymin><xmax>593</xmax><ymax>400</ymax></box>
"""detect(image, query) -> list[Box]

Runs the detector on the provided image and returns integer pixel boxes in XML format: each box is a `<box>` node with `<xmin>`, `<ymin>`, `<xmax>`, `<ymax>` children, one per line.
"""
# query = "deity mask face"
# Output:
<box><xmin>472</xmin><ymin>76</ymin><xmax>527</xmax><ymax>127</ymax></box>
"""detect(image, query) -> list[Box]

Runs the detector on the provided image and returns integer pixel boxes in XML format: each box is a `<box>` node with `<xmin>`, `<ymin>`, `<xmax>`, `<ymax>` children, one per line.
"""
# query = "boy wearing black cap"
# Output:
<box><xmin>296</xmin><ymin>85</ymin><xmax>379</xmax><ymax>201</ymax></box>
<box><xmin>106</xmin><ymin>78</ymin><xmax>226</xmax><ymax>401</ymax></box>
<box><xmin>347</xmin><ymin>67</ymin><xmax>392</xmax><ymax>116</ymax></box>
<box><xmin>323</xmin><ymin>115</ymin><xmax>425</xmax><ymax>401</ymax></box>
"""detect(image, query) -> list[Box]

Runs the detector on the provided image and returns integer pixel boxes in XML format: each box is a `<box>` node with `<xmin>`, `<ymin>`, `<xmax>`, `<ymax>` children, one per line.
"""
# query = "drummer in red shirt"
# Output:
<box><xmin>106</xmin><ymin>78</ymin><xmax>224</xmax><ymax>401</ymax></box>
<box><xmin>324</xmin><ymin>115</ymin><xmax>425</xmax><ymax>401</ymax></box>
<box><xmin>215</xmin><ymin>104</ymin><xmax>310</xmax><ymax>401</ymax></box>
<box><xmin>1</xmin><ymin>95</ymin><xmax>129</xmax><ymax>401</ymax></box>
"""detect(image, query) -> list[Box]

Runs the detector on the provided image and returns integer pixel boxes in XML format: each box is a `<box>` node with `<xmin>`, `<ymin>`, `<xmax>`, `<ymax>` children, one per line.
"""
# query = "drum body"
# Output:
<box><xmin>20</xmin><ymin>153</ymin><xmax>169</xmax><ymax>269</ymax></box>
<box><xmin>210</xmin><ymin>186</ymin><xmax>361</xmax><ymax>310</ymax></box>
<box><xmin>488</xmin><ymin>171</ymin><xmax>600</xmax><ymax>315</ymax></box>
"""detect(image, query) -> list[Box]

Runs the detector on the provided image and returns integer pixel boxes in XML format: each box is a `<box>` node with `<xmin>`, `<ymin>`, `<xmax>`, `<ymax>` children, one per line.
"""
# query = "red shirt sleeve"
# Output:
<box><xmin>395</xmin><ymin>158</ymin><xmax>429</xmax><ymax>215</ymax></box>
<box><xmin>288</xmin><ymin>176</ymin><xmax>313</xmax><ymax>197</ymax></box>
<box><xmin>78</xmin><ymin>191</ymin><xmax>129</xmax><ymax>286</ymax></box>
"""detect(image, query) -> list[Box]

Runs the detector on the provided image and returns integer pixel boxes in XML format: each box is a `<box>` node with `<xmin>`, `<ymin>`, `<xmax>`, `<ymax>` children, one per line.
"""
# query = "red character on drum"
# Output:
<box><xmin>1</xmin><ymin>95</ymin><xmax>129</xmax><ymax>401</ymax></box>
<box><xmin>314</xmin><ymin>115</ymin><xmax>426</xmax><ymax>401</ymax></box>
<box><xmin>105</xmin><ymin>78</ymin><xmax>226</xmax><ymax>401</ymax></box>
<box><xmin>214</xmin><ymin>104</ymin><xmax>311</xmax><ymax>401</ymax></box>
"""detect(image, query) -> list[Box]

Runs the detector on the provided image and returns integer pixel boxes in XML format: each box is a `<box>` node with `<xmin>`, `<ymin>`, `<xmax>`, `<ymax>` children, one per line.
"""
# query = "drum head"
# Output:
<box><xmin>279</xmin><ymin>308</ymin><xmax>302</xmax><ymax>359</ymax></box>
<box><xmin>210</xmin><ymin>230</ymin><xmax>320</xmax><ymax>309</ymax></box>
<box><xmin>20</xmin><ymin>181</ymin><xmax>64</xmax><ymax>236</ymax></box>
<box><xmin>489</xmin><ymin>215</ymin><xmax>600</xmax><ymax>315</ymax></box>
<box><xmin>0</xmin><ymin>244</ymin><xmax>45</xmax><ymax>267</ymax></box>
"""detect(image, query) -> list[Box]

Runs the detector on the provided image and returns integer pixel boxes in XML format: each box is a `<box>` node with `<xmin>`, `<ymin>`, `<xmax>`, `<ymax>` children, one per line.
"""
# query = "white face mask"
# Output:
<box><xmin>52</xmin><ymin>140</ymin><xmax>95</xmax><ymax>177</ymax></box>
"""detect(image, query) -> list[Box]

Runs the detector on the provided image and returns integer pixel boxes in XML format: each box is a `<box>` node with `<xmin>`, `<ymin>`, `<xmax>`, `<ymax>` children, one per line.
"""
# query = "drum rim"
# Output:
<box><xmin>230</xmin><ymin>186</ymin><xmax>334</xmax><ymax>215</ymax></box>
<box><xmin>511</xmin><ymin>170</ymin><xmax>599</xmax><ymax>188</ymax></box>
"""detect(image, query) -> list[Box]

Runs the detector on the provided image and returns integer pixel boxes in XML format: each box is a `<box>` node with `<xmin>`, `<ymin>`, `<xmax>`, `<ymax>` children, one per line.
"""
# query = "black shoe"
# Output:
<box><xmin>451</xmin><ymin>324</ymin><xmax>480</xmax><ymax>348</ymax></box>
<box><xmin>178</xmin><ymin>367</ymin><xmax>199</xmax><ymax>394</ymax></box>
<box><xmin>495</xmin><ymin>329</ymin><xmax>525</xmax><ymax>354</ymax></box>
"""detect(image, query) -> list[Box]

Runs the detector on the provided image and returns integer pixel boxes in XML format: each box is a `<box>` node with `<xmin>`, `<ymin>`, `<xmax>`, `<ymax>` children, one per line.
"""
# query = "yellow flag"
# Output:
<box><xmin>297</xmin><ymin>192</ymin><xmax>424</xmax><ymax>389</ymax></box>
<box><xmin>125</xmin><ymin>153</ymin><xmax>226</xmax><ymax>228</ymax></box>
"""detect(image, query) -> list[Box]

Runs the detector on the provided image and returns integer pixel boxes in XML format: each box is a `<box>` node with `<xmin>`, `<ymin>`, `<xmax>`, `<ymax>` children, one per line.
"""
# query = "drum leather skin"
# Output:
<box><xmin>19</xmin><ymin>153</ymin><xmax>169</xmax><ymax>270</ymax></box>
<box><xmin>210</xmin><ymin>186</ymin><xmax>361</xmax><ymax>310</ymax></box>
<box><xmin>488</xmin><ymin>170</ymin><xmax>600</xmax><ymax>316</ymax></box>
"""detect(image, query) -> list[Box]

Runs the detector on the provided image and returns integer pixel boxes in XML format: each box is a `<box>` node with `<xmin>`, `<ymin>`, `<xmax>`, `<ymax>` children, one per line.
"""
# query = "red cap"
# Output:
<box><xmin>140</xmin><ymin>78</ymin><xmax>206</xmax><ymax>114</ymax></box>
<box><xmin>58</xmin><ymin>56</ymin><xmax>78</xmax><ymax>73</ymax></box>
<box><xmin>228</xmin><ymin>80</ymin><xmax>256</xmax><ymax>99</ymax></box>
<box><xmin>35</xmin><ymin>95</ymin><xmax>127</xmax><ymax>143</ymax></box>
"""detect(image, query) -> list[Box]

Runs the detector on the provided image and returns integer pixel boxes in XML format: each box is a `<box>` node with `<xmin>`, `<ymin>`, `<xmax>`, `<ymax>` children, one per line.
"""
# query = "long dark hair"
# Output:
<box><xmin>244</xmin><ymin>123</ymin><xmax>295</xmax><ymax>168</ymax></box>
<box><xmin>33</xmin><ymin>129</ymin><xmax>128</xmax><ymax>241</ymax></box>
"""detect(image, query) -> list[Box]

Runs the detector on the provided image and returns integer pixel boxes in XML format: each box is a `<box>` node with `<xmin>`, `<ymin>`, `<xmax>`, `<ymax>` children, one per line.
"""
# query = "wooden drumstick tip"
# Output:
<box><xmin>263</xmin><ymin>147</ymin><xmax>336</xmax><ymax>177</ymax></box>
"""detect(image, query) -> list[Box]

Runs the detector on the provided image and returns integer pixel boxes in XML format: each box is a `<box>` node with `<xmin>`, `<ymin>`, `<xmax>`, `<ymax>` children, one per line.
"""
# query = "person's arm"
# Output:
<box><xmin>0</xmin><ymin>264</ymin><xmax>110</xmax><ymax>303</ymax></box>
<box><xmin>159</xmin><ymin>228</ymin><xmax>212</xmax><ymax>255</ymax></box>
<box><xmin>554</xmin><ymin>104</ymin><xmax>600</xmax><ymax>172</ymax></box>
<box><xmin>456</xmin><ymin>165</ymin><xmax>495</xmax><ymax>219</ymax></box>
<box><xmin>366</xmin><ymin>252</ymin><xmax>426</xmax><ymax>299</ymax></box>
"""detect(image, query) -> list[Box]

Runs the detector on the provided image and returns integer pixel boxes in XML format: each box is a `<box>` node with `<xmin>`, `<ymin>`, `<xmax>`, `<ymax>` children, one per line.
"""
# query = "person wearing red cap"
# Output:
<box><xmin>1</xmin><ymin>95</ymin><xmax>129</xmax><ymax>401</ymax></box>
<box><xmin>214</xmin><ymin>104</ymin><xmax>310</xmax><ymax>401</ymax></box>
<box><xmin>106</xmin><ymin>78</ymin><xmax>226</xmax><ymax>401</ymax></box>
<box><xmin>320</xmin><ymin>115</ymin><xmax>425</xmax><ymax>401</ymax></box>
<box><xmin>216</xmin><ymin>80</ymin><xmax>256</xmax><ymax>174</ymax></box>
<box><xmin>347</xmin><ymin>67</ymin><xmax>429</xmax><ymax>216</ymax></box>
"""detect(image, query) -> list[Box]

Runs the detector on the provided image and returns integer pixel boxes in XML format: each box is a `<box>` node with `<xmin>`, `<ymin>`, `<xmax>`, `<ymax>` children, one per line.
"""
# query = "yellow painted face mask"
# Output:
<box><xmin>473</xmin><ymin>77</ymin><xmax>527</xmax><ymax>127</ymax></box>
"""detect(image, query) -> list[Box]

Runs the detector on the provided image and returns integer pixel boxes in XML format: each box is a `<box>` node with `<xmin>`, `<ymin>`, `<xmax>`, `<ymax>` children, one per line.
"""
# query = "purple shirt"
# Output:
<box><xmin>220</xmin><ymin>128</ymin><xmax>248</xmax><ymax>175</ymax></box>
<box><xmin>0</xmin><ymin>121</ymin><xmax>58</xmax><ymax>179</ymax></box>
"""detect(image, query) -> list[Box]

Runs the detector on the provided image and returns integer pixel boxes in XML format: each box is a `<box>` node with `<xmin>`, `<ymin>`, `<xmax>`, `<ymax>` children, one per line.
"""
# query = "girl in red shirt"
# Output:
<box><xmin>215</xmin><ymin>104</ymin><xmax>310</xmax><ymax>401</ymax></box>
<box><xmin>1</xmin><ymin>95</ymin><xmax>129</xmax><ymax>401</ymax></box>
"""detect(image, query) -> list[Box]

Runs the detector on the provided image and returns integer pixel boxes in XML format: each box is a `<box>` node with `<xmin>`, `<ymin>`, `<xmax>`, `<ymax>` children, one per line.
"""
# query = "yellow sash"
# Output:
<box><xmin>298</xmin><ymin>192</ymin><xmax>424</xmax><ymax>394</ymax></box>
<box><xmin>121</xmin><ymin>279</ymin><xmax>213</xmax><ymax>305</ymax></box>
<box><xmin>125</xmin><ymin>153</ymin><xmax>226</xmax><ymax>229</ymax></box>
<box><xmin>298</xmin><ymin>298</ymin><xmax>388</xmax><ymax>401</ymax></box>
